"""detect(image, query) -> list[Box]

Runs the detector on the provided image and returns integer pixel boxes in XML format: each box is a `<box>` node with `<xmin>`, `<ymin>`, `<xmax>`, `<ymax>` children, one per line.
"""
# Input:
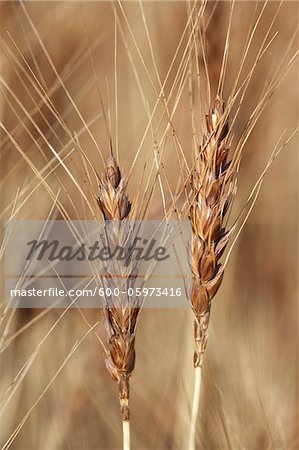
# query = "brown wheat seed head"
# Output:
<box><xmin>190</xmin><ymin>95</ymin><xmax>236</xmax><ymax>368</ymax></box>
<box><xmin>97</xmin><ymin>155</ymin><xmax>139</xmax><ymax>422</ymax></box>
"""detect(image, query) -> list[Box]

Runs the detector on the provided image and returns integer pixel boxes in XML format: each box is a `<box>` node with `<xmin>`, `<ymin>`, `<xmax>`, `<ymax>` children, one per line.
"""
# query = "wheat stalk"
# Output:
<box><xmin>188</xmin><ymin>95</ymin><xmax>236</xmax><ymax>449</ymax></box>
<box><xmin>97</xmin><ymin>155</ymin><xmax>138</xmax><ymax>450</ymax></box>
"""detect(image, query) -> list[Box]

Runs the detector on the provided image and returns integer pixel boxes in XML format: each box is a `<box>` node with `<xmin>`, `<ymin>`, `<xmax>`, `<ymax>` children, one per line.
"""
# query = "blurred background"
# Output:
<box><xmin>0</xmin><ymin>1</ymin><xmax>298</xmax><ymax>449</ymax></box>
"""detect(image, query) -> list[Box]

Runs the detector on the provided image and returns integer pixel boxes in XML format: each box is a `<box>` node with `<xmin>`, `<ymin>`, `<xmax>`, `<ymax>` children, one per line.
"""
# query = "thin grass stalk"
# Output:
<box><xmin>188</xmin><ymin>366</ymin><xmax>202</xmax><ymax>450</ymax></box>
<box><xmin>122</xmin><ymin>420</ymin><xmax>130</xmax><ymax>450</ymax></box>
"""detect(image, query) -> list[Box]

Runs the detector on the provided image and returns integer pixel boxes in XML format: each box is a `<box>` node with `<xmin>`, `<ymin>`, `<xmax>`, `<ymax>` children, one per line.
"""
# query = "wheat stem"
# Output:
<box><xmin>122</xmin><ymin>420</ymin><xmax>130</xmax><ymax>450</ymax></box>
<box><xmin>189</xmin><ymin>366</ymin><xmax>202</xmax><ymax>450</ymax></box>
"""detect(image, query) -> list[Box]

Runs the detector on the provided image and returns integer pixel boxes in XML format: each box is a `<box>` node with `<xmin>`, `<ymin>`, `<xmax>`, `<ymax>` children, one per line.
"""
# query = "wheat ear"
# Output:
<box><xmin>98</xmin><ymin>156</ymin><xmax>138</xmax><ymax>450</ymax></box>
<box><xmin>189</xmin><ymin>96</ymin><xmax>235</xmax><ymax>449</ymax></box>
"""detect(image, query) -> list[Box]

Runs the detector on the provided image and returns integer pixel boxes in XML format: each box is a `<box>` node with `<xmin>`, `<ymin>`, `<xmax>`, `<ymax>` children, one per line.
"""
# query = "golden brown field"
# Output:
<box><xmin>0</xmin><ymin>1</ymin><xmax>298</xmax><ymax>449</ymax></box>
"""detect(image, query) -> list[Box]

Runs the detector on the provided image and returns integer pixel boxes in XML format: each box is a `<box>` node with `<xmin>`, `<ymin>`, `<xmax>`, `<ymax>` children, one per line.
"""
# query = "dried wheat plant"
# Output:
<box><xmin>178</xmin><ymin>1</ymin><xmax>299</xmax><ymax>446</ymax></box>
<box><xmin>188</xmin><ymin>96</ymin><xmax>234</xmax><ymax>449</ymax></box>
<box><xmin>97</xmin><ymin>155</ymin><xmax>137</xmax><ymax>450</ymax></box>
<box><xmin>0</xmin><ymin>1</ymin><xmax>298</xmax><ymax>449</ymax></box>
<box><xmin>188</xmin><ymin>8</ymin><xmax>296</xmax><ymax>450</ymax></box>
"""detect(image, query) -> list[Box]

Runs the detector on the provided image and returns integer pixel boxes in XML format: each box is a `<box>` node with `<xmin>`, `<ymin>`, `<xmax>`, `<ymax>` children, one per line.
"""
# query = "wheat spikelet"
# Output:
<box><xmin>97</xmin><ymin>155</ymin><xmax>138</xmax><ymax>432</ymax></box>
<box><xmin>98</xmin><ymin>156</ymin><xmax>131</xmax><ymax>221</ymax></box>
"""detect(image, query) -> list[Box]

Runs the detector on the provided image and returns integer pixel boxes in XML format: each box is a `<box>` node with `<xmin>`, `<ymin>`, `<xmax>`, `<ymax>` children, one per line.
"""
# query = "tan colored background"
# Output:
<box><xmin>0</xmin><ymin>2</ymin><xmax>298</xmax><ymax>449</ymax></box>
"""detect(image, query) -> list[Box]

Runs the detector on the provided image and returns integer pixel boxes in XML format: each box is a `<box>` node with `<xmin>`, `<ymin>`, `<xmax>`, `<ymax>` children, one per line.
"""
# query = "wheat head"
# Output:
<box><xmin>97</xmin><ymin>156</ymin><xmax>138</xmax><ymax>424</ymax></box>
<box><xmin>190</xmin><ymin>96</ymin><xmax>235</xmax><ymax>368</ymax></box>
